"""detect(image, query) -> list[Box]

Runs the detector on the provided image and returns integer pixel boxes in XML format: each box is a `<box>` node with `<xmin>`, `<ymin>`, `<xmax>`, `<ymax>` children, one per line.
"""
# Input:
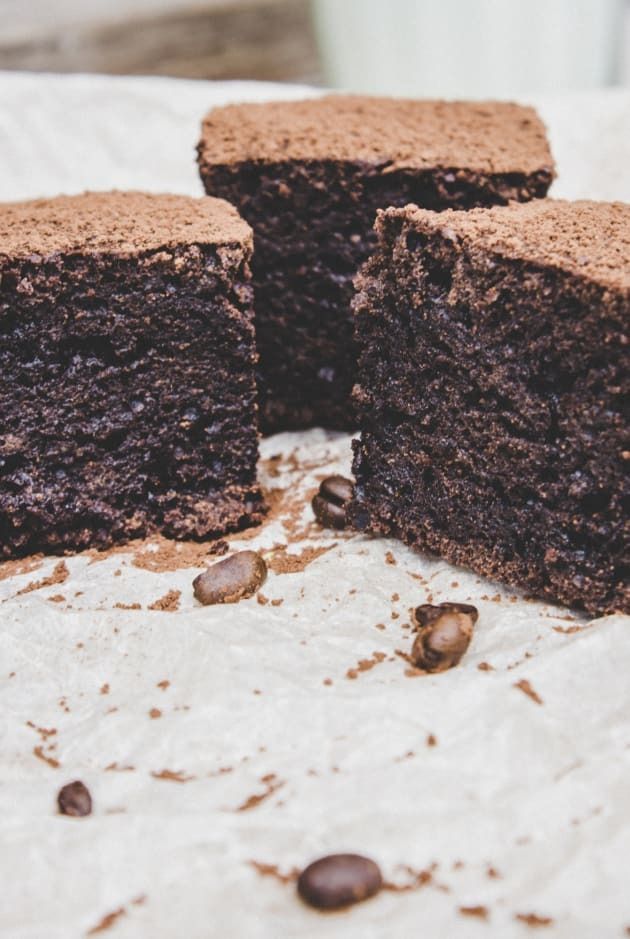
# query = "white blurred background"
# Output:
<box><xmin>0</xmin><ymin>0</ymin><xmax>629</xmax><ymax>96</ymax></box>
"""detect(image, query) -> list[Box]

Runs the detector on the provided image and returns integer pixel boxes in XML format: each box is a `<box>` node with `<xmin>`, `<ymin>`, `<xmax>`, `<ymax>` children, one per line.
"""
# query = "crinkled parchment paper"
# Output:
<box><xmin>0</xmin><ymin>74</ymin><xmax>629</xmax><ymax>939</ymax></box>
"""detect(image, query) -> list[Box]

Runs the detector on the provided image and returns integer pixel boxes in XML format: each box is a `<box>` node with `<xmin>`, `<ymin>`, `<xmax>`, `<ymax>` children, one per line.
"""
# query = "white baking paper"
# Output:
<box><xmin>0</xmin><ymin>73</ymin><xmax>629</xmax><ymax>939</ymax></box>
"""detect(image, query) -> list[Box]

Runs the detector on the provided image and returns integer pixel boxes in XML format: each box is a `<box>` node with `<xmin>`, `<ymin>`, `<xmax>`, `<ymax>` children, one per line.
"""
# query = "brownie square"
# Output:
<box><xmin>197</xmin><ymin>95</ymin><xmax>554</xmax><ymax>431</ymax></box>
<box><xmin>350</xmin><ymin>199</ymin><xmax>629</xmax><ymax>615</ymax></box>
<box><xmin>0</xmin><ymin>191</ymin><xmax>264</xmax><ymax>558</ymax></box>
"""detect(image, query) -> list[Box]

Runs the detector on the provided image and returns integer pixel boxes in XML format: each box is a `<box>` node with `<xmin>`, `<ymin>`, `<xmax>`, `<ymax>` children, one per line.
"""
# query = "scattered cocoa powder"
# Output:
<box><xmin>346</xmin><ymin>651</ymin><xmax>386</xmax><ymax>680</ymax></box>
<box><xmin>514</xmin><ymin>679</ymin><xmax>543</xmax><ymax>705</ymax></box>
<box><xmin>383</xmin><ymin>864</ymin><xmax>435</xmax><ymax>893</ymax></box>
<box><xmin>151</xmin><ymin>769</ymin><xmax>194</xmax><ymax>783</ymax></box>
<box><xmin>0</xmin><ymin>554</ymin><xmax>43</xmax><ymax>582</ymax></box>
<box><xmin>515</xmin><ymin>913</ymin><xmax>554</xmax><ymax>928</ymax></box>
<box><xmin>87</xmin><ymin>908</ymin><xmax>126</xmax><ymax>935</ymax></box>
<box><xmin>552</xmin><ymin>623</ymin><xmax>592</xmax><ymax>635</ymax></box>
<box><xmin>460</xmin><ymin>906</ymin><xmax>489</xmax><ymax>920</ymax></box>
<box><xmin>33</xmin><ymin>746</ymin><xmax>59</xmax><ymax>768</ymax></box>
<box><xmin>132</xmin><ymin>537</ymin><xmax>227</xmax><ymax>572</ymax></box>
<box><xmin>17</xmin><ymin>560</ymin><xmax>69</xmax><ymax>595</ymax></box>
<box><xmin>26</xmin><ymin>721</ymin><xmax>57</xmax><ymax>741</ymax></box>
<box><xmin>266</xmin><ymin>543</ymin><xmax>335</xmax><ymax>574</ymax></box>
<box><xmin>248</xmin><ymin>861</ymin><xmax>299</xmax><ymax>884</ymax></box>
<box><xmin>235</xmin><ymin>774</ymin><xmax>284</xmax><ymax>812</ymax></box>
<box><xmin>114</xmin><ymin>602</ymin><xmax>141</xmax><ymax>610</ymax></box>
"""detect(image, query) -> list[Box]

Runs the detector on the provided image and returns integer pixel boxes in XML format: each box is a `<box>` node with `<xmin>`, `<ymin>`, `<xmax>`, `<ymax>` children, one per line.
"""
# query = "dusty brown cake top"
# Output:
<box><xmin>0</xmin><ymin>191</ymin><xmax>252</xmax><ymax>259</ymax></box>
<box><xmin>391</xmin><ymin>199</ymin><xmax>630</xmax><ymax>292</ymax></box>
<box><xmin>199</xmin><ymin>95</ymin><xmax>553</xmax><ymax>176</ymax></box>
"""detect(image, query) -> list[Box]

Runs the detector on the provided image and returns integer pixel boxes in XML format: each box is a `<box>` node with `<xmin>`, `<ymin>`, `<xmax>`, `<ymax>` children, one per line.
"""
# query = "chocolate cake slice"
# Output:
<box><xmin>197</xmin><ymin>95</ymin><xmax>554</xmax><ymax>431</ymax></box>
<box><xmin>351</xmin><ymin>199</ymin><xmax>629</xmax><ymax>615</ymax></box>
<box><xmin>0</xmin><ymin>191</ymin><xmax>264</xmax><ymax>559</ymax></box>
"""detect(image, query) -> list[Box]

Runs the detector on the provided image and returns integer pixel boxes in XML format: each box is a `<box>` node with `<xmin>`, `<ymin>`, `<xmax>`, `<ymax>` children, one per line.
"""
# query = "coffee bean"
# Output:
<box><xmin>312</xmin><ymin>475</ymin><xmax>353</xmax><ymax>530</ymax></box>
<box><xmin>413</xmin><ymin>601</ymin><xmax>479</xmax><ymax>630</ymax></box>
<box><xmin>192</xmin><ymin>550</ymin><xmax>267</xmax><ymax>605</ymax></box>
<box><xmin>410</xmin><ymin>602</ymin><xmax>478</xmax><ymax>672</ymax></box>
<box><xmin>57</xmin><ymin>780</ymin><xmax>92</xmax><ymax>817</ymax></box>
<box><xmin>297</xmin><ymin>853</ymin><xmax>382</xmax><ymax>910</ymax></box>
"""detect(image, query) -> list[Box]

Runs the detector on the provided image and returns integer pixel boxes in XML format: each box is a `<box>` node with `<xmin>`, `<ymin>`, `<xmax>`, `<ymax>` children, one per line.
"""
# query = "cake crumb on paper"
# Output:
<box><xmin>148</xmin><ymin>589</ymin><xmax>181</xmax><ymax>611</ymax></box>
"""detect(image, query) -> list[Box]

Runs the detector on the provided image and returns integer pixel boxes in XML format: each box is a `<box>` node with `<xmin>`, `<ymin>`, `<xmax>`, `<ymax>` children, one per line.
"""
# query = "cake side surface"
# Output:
<box><xmin>350</xmin><ymin>200</ymin><xmax>629</xmax><ymax>615</ymax></box>
<box><xmin>198</xmin><ymin>97</ymin><xmax>555</xmax><ymax>432</ymax></box>
<box><xmin>0</xmin><ymin>193</ymin><xmax>263</xmax><ymax>559</ymax></box>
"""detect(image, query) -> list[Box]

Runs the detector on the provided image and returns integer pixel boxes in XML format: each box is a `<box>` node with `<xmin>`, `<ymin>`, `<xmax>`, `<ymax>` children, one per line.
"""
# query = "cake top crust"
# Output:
<box><xmin>390</xmin><ymin>199</ymin><xmax>630</xmax><ymax>292</ymax></box>
<box><xmin>199</xmin><ymin>95</ymin><xmax>554</xmax><ymax>176</ymax></box>
<box><xmin>0</xmin><ymin>191</ymin><xmax>252</xmax><ymax>259</ymax></box>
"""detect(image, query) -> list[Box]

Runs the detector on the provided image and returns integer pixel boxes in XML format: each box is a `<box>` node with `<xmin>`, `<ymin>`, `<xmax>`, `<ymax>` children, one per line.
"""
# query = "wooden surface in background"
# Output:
<box><xmin>0</xmin><ymin>0</ymin><xmax>322</xmax><ymax>84</ymax></box>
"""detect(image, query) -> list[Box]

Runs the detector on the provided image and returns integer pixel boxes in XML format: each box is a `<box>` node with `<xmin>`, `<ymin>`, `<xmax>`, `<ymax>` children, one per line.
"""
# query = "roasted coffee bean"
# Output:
<box><xmin>57</xmin><ymin>780</ymin><xmax>92</xmax><ymax>817</ymax></box>
<box><xmin>297</xmin><ymin>853</ymin><xmax>383</xmax><ymax>910</ymax></box>
<box><xmin>413</xmin><ymin>601</ymin><xmax>479</xmax><ymax>630</ymax></box>
<box><xmin>311</xmin><ymin>475</ymin><xmax>353</xmax><ymax>530</ymax></box>
<box><xmin>192</xmin><ymin>550</ymin><xmax>267</xmax><ymax>605</ymax></box>
<box><xmin>410</xmin><ymin>602</ymin><xmax>478</xmax><ymax>672</ymax></box>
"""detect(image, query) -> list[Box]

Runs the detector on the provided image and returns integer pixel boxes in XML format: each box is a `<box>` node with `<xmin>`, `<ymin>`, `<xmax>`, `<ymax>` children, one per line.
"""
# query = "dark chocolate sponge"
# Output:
<box><xmin>0</xmin><ymin>191</ymin><xmax>264</xmax><ymax>559</ymax></box>
<box><xmin>197</xmin><ymin>95</ymin><xmax>554</xmax><ymax>431</ymax></box>
<box><xmin>350</xmin><ymin>199</ymin><xmax>629</xmax><ymax>615</ymax></box>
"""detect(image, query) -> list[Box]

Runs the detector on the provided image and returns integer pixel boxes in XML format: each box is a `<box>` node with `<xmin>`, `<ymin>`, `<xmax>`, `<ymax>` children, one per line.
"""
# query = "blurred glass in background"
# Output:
<box><xmin>313</xmin><ymin>0</ymin><xmax>628</xmax><ymax>97</ymax></box>
<box><xmin>0</xmin><ymin>0</ymin><xmax>628</xmax><ymax>96</ymax></box>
